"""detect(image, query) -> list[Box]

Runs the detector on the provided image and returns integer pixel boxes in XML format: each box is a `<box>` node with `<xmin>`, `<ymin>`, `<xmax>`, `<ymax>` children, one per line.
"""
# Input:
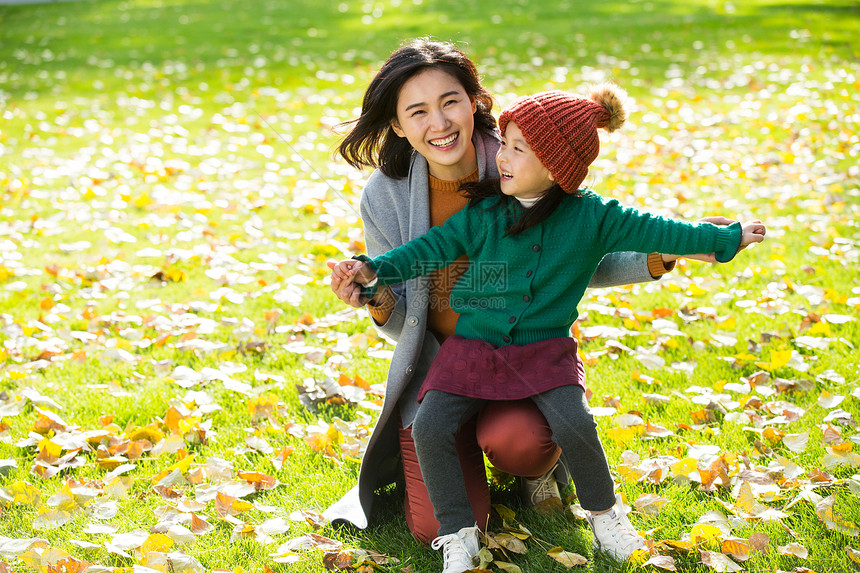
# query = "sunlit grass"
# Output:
<box><xmin>0</xmin><ymin>0</ymin><xmax>858</xmax><ymax>572</ymax></box>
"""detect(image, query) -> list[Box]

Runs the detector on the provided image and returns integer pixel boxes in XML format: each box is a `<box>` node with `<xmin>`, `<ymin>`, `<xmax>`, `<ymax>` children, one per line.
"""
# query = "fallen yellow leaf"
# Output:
<box><xmin>690</xmin><ymin>523</ymin><xmax>722</xmax><ymax>548</ymax></box>
<box><xmin>141</xmin><ymin>533</ymin><xmax>174</xmax><ymax>555</ymax></box>
<box><xmin>150</xmin><ymin>453</ymin><xmax>196</xmax><ymax>484</ymax></box>
<box><xmin>9</xmin><ymin>481</ymin><xmax>41</xmax><ymax>506</ymax></box>
<box><xmin>755</xmin><ymin>349</ymin><xmax>791</xmax><ymax>371</ymax></box>
<box><xmin>670</xmin><ymin>458</ymin><xmax>698</xmax><ymax>478</ymax></box>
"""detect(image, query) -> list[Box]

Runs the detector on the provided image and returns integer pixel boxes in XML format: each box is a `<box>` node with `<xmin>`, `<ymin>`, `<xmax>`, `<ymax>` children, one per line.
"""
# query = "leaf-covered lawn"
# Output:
<box><xmin>0</xmin><ymin>0</ymin><xmax>858</xmax><ymax>572</ymax></box>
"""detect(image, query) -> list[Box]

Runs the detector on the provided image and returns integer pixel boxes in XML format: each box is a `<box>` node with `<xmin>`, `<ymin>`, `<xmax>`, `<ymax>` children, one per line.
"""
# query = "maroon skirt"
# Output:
<box><xmin>418</xmin><ymin>335</ymin><xmax>585</xmax><ymax>402</ymax></box>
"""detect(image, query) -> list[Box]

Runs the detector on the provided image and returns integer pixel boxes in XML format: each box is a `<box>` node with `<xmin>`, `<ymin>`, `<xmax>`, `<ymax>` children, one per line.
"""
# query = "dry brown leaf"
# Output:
<box><xmin>322</xmin><ymin>550</ymin><xmax>354</xmax><ymax>570</ymax></box>
<box><xmin>46</xmin><ymin>557</ymin><xmax>91</xmax><ymax>573</ymax></box>
<box><xmin>656</xmin><ymin>539</ymin><xmax>694</xmax><ymax>553</ymax></box>
<box><xmin>777</xmin><ymin>542</ymin><xmax>808</xmax><ymax>558</ymax></box>
<box><xmin>214</xmin><ymin>491</ymin><xmax>254</xmax><ymax>518</ymax></box>
<box><xmin>238</xmin><ymin>470</ymin><xmax>280</xmax><ymax>490</ymax></box>
<box><xmin>152</xmin><ymin>484</ymin><xmax>183</xmax><ymax>501</ymax></box>
<box><xmin>822</xmin><ymin>424</ymin><xmax>843</xmax><ymax>445</ymax></box>
<box><xmin>699</xmin><ymin>549</ymin><xmax>743</xmax><ymax>572</ymax></box>
<box><xmin>809</xmin><ymin>468</ymin><xmax>836</xmax><ymax>483</ymax></box>
<box><xmin>547</xmin><ymin>546</ymin><xmax>587</xmax><ymax>567</ymax></box>
<box><xmin>531</xmin><ymin>496</ymin><xmax>563</xmax><ymax>514</ymax></box>
<box><xmin>32</xmin><ymin>410</ymin><xmax>68</xmax><ymax>435</ymax></box>
<box><xmin>815</xmin><ymin>495</ymin><xmax>860</xmax><ymax>535</ymax></box>
<box><xmin>642</xmin><ymin>555</ymin><xmax>677</xmax><ymax>570</ymax></box>
<box><xmin>721</xmin><ymin>537</ymin><xmax>751</xmax><ymax>561</ymax></box>
<box><xmin>492</xmin><ymin>532</ymin><xmax>528</xmax><ymax>554</ymax></box>
<box><xmin>190</xmin><ymin>513</ymin><xmax>213</xmax><ymax>535</ymax></box>
<box><xmin>748</xmin><ymin>532</ymin><xmax>770</xmax><ymax>552</ymax></box>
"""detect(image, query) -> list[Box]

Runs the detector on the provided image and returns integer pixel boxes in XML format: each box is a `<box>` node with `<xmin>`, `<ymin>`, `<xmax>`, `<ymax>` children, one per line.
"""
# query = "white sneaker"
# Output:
<box><xmin>520</xmin><ymin>464</ymin><xmax>561</xmax><ymax>508</ymax></box>
<box><xmin>586</xmin><ymin>495</ymin><xmax>648</xmax><ymax>561</ymax></box>
<box><xmin>430</xmin><ymin>525</ymin><xmax>480</xmax><ymax>573</ymax></box>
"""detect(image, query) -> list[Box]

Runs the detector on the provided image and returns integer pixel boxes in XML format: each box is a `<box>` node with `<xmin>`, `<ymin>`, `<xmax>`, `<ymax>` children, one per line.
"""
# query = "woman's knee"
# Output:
<box><xmin>476</xmin><ymin>400</ymin><xmax>560</xmax><ymax>477</ymax></box>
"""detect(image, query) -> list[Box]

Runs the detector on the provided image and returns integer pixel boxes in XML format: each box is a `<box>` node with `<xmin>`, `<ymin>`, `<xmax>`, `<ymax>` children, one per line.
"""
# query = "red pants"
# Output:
<box><xmin>399</xmin><ymin>399</ymin><xmax>561</xmax><ymax>545</ymax></box>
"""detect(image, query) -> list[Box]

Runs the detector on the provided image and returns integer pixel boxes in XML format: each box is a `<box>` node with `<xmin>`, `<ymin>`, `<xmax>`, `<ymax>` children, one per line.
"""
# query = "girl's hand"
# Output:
<box><xmin>740</xmin><ymin>220</ymin><xmax>767</xmax><ymax>248</ymax></box>
<box><xmin>330</xmin><ymin>259</ymin><xmax>361</xmax><ymax>283</ymax></box>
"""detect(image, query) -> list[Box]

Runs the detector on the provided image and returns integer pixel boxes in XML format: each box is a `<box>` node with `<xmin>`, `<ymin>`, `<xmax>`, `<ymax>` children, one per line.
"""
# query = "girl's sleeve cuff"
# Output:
<box><xmin>351</xmin><ymin>254</ymin><xmax>380</xmax><ymax>299</ymax></box>
<box><xmin>713</xmin><ymin>222</ymin><xmax>743</xmax><ymax>263</ymax></box>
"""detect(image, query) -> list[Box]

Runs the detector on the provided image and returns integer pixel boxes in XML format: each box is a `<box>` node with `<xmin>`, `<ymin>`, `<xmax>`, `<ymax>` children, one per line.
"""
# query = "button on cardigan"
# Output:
<box><xmin>366</xmin><ymin>191</ymin><xmax>742</xmax><ymax>348</ymax></box>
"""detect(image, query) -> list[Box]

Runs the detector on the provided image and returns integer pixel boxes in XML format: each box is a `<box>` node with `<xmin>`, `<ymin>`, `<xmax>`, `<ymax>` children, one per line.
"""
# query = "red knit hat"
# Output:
<box><xmin>498</xmin><ymin>83</ymin><xmax>627</xmax><ymax>193</ymax></box>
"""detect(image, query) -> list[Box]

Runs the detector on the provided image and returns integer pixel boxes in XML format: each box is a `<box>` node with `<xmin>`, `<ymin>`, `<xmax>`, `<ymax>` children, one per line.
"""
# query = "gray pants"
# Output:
<box><xmin>412</xmin><ymin>385</ymin><xmax>616</xmax><ymax>535</ymax></box>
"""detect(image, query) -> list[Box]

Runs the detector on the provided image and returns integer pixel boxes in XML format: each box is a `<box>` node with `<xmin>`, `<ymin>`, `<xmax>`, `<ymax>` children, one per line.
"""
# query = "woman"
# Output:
<box><xmin>324</xmin><ymin>38</ymin><xmax>722</xmax><ymax>544</ymax></box>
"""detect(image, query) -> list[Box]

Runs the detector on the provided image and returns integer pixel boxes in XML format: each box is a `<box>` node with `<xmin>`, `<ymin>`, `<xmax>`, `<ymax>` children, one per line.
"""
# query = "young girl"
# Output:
<box><xmin>332</xmin><ymin>84</ymin><xmax>765</xmax><ymax>572</ymax></box>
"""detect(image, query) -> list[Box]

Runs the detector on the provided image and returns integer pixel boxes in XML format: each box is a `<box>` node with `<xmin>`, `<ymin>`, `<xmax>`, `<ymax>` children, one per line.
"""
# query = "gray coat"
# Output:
<box><xmin>323</xmin><ymin>129</ymin><xmax>659</xmax><ymax>531</ymax></box>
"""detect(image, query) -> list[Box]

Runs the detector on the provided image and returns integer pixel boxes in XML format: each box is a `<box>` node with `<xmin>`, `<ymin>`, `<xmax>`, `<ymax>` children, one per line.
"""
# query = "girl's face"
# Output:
<box><xmin>391</xmin><ymin>68</ymin><xmax>478</xmax><ymax>181</ymax></box>
<box><xmin>496</xmin><ymin>122</ymin><xmax>554</xmax><ymax>199</ymax></box>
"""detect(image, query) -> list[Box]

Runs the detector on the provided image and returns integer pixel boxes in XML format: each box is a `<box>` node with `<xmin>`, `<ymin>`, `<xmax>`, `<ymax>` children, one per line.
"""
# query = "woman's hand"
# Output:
<box><xmin>327</xmin><ymin>260</ymin><xmax>368</xmax><ymax>308</ymax></box>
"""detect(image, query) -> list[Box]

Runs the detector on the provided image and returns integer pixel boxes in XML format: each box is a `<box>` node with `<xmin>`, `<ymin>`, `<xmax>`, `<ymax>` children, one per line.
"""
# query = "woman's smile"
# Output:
<box><xmin>429</xmin><ymin>133</ymin><xmax>459</xmax><ymax>149</ymax></box>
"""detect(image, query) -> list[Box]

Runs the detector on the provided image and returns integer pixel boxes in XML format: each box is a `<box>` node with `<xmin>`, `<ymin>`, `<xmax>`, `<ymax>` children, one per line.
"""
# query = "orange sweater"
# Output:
<box><xmin>424</xmin><ymin>169</ymin><xmax>478</xmax><ymax>342</ymax></box>
<box><xmin>366</xmin><ymin>168</ymin><xmax>477</xmax><ymax>341</ymax></box>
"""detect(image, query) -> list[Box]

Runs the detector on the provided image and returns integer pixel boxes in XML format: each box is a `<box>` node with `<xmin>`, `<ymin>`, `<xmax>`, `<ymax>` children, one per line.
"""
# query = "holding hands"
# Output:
<box><xmin>327</xmin><ymin>259</ymin><xmax>379</xmax><ymax>308</ymax></box>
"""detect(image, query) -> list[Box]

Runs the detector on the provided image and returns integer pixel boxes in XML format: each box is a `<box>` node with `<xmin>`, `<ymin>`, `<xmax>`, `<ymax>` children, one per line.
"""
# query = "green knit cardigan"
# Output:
<box><xmin>363</xmin><ymin>191</ymin><xmax>741</xmax><ymax>347</ymax></box>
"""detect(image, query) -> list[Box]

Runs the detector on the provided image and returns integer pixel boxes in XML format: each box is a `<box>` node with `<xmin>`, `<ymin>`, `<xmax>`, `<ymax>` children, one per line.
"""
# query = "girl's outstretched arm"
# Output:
<box><xmin>594</xmin><ymin>196</ymin><xmax>745</xmax><ymax>262</ymax></box>
<box><xmin>660</xmin><ymin>216</ymin><xmax>763</xmax><ymax>264</ymax></box>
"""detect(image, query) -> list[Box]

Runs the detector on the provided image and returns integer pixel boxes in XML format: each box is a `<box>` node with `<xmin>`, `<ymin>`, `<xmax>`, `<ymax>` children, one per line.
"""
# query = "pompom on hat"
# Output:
<box><xmin>498</xmin><ymin>83</ymin><xmax>627</xmax><ymax>193</ymax></box>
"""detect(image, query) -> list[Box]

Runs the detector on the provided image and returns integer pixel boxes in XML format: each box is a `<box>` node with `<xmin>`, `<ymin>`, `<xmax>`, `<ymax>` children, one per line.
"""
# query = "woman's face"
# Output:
<box><xmin>391</xmin><ymin>68</ymin><xmax>477</xmax><ymax>181</ymax></box>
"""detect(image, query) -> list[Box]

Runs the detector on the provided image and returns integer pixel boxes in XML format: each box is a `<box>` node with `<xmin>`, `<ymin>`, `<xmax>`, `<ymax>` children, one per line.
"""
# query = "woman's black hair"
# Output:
<box><xmin>461</xmin><ymin>178</ymin><xmax>575</xmax><ymax>236</ymax></box>
<box><xmin>336</xmin><ymin>38</ymin><xmax>496</xmax><ymax>179</ymax></box>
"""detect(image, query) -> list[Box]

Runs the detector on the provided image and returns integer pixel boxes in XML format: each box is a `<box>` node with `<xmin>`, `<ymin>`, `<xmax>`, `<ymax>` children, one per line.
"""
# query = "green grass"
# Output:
<box><xmin>1</xmin><ymin>0</ymin><xmax>859</xmax><ymax>571</ymax></box>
